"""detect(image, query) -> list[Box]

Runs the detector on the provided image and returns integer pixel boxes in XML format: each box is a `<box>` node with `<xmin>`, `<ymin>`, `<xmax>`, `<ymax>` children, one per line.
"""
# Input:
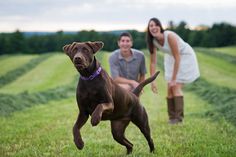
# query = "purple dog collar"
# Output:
<box><xmin>80</xmin><ymin>67</ymin><xmax>102</xmax><ymax>81</ymax></box>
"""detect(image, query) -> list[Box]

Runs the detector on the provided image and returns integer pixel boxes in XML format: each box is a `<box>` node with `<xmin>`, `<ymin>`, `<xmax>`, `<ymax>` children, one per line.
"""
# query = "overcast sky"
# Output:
<box><xmin>1</xmin><ymin>0</ymin><xmax>236</xmax><ymax>32</ymax></box>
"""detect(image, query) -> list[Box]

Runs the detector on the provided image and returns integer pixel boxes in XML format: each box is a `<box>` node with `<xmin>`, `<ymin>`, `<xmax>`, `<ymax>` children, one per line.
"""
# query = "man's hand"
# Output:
<box><xmin>129</xmin><ymin>80</ymin><xmax>139</xmax><ymax>89</ymax></box>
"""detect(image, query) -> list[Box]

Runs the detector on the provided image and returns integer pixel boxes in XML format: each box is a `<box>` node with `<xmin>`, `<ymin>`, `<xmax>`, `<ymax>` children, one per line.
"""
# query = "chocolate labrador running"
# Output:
<box><xmin>63</xmin><ymin>41</ymin><xmax>159</xmax><ymax>154</ymax></box>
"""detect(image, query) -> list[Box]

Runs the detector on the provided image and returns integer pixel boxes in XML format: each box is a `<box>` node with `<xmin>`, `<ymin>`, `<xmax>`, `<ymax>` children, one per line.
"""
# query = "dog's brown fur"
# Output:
<box><xmin>63</xmin><ymin>41</ymin><xmax>159</xmax><ymax>154</ymax></box>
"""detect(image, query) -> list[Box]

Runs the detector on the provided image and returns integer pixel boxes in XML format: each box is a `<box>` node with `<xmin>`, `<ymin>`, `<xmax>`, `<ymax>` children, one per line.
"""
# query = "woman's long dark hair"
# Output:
<box><xmin>146</xmin><ymin>18</ymin><xmax>165</xmax><ymax>54</ymax></box>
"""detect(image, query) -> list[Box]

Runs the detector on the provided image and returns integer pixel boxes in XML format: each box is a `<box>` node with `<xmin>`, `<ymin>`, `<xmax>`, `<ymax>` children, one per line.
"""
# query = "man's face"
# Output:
<box><xmin>118</xmin><ymin>36</ymin><xmax>133</xmax><ymax>52</ymax></box>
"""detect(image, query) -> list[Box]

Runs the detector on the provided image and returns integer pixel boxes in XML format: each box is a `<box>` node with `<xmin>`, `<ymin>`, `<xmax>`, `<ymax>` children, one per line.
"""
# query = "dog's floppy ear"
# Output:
<box><xmin>87</xmin><ymin>41</ymin><xmax>104</xmax><ymax>53</ymax></box>
<box><xmin>63</xmin><ymin>42</ymin><xmax>78</xmax><ymax>55</ymax></box>
<box><xmin>63</xmin><ymin>44</ymin><xmax>71</xmax><ymax>55</ymax></box>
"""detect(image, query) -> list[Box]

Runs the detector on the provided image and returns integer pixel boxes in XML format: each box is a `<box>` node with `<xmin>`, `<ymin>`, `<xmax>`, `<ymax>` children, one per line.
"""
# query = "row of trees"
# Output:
<box><xmin>0</xmin><ymin>21</ymin><xmax>236</xmax><ymax>55</ymax></box>
<box><xmin>172</xmin><ymin>21</ymin><xmax>236</xmax><ymax>47</ymax></box>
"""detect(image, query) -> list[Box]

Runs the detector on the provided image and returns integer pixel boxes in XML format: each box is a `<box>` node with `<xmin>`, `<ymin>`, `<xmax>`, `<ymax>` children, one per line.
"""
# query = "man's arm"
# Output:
<box><xmin>109</xmin><ymin>53</ymin><xmax>120</xmax><ymax>78</ymax></box>
<box><xmin>138</xmin><ymin>74</ymin><xmax>145</xmax><ymax>83</ymax></box>
<box><xmin>113</xmin><ymin>76</ymin><xmax>139</xmax><ymax>89</ymax></box>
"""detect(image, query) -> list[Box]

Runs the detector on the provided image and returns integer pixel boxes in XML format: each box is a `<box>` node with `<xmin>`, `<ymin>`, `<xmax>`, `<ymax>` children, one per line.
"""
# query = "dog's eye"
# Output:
<box><xmin>72</xmin><ymin>47</ymin><xmax>78</xmax><ymax>53</ymax></box>
<box><xmin>82</xmin><ymin>47</ymin><xmax>89</xmax><ymax>53</ymax></box>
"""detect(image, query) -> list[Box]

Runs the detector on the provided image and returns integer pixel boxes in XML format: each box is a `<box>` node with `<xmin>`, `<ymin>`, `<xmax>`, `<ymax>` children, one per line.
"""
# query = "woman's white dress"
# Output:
<box><xmin>153</xmin><ymin>30</ymin><xmax>200</xmax><ymax>83</ymax></box>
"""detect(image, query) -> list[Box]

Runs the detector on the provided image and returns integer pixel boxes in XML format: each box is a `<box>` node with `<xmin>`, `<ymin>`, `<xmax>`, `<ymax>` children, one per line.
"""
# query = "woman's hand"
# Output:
<box><xmin>168</xmin><ymin>80</ymin><xmax>177</xmax><ymax>87</ymax></box>
<box><xmin>151</xmin><ymin>82</ymin><xmax>158</xmax><ymax>94</ymax></box>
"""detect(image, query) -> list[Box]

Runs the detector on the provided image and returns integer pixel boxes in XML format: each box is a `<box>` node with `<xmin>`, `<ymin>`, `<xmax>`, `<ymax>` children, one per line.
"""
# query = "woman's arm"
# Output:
<box><xmin>150</xmin><ymin>48</ymin><xmax>157</xmax><ymax>76</ymax></box>
<box><xmin>168</xmin><ymin>33</ymin><xmax>180</xmax><ymax>85</ymax></box>
<box><xmin>150</xmin><ymin>48</ymin><xmax>158</xmax><ymax>93</ymax></box>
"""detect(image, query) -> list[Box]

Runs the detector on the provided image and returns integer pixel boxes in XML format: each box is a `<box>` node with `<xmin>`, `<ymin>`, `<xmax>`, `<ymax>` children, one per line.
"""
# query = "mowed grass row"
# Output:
<box><xmin>0</xmin><ymin>53</ymin><xmax>76</xmax><ymax>94</ymax></box>
<box><xmin>0</xmin><ymin>54</ymin><xmax>38</xmax><ymax>77</ymax></box>
<box><xmin>0</xmin><ymin>54</ymin><xmax>54</xmax><ymax>88</ymax></box>
<box><xmin>196</xmin><ymin>51</ymin><xmax>236</xmax><ymax>89</ymax></box>
<box><xmin>211</xmin><ymin>46</ymin><xmax>236</xmax><ymax>57</ymax></box>
<box><xmin>1</xmin><ymin>49</ymin><xmax>236</xmax><ymax>156</ymax></box>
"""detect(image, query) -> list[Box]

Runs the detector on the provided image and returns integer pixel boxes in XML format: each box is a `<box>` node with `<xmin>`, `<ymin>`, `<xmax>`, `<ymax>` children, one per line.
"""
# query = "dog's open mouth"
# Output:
<box><xmin>73</xmin><ymin>58</ymin><xmax>86</xmax><ymax>70</ymax></box>
<box><xmin>74</xmin><ymin>63</ymin><xmax>85</xmax><ymax>70</ymax></box>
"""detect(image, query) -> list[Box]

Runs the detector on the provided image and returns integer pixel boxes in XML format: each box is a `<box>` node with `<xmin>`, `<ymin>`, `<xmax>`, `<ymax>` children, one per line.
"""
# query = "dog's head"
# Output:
<box><xmin>63</xmin><ymin>41</ymin><xmax>104</xmax><ymax>70</ymax></box>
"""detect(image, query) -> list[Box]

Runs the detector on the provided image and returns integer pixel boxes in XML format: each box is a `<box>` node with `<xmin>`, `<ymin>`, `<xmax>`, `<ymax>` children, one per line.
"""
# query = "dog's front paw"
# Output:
<box><xmin>91</xmin><ymin>114</ymin><xmax>101</xmax><ymax>126</ymax></box>
<box><xmin>74</xmin><ymin>139</ymin><xmax>84</xmax><ymax>150</ymax></box>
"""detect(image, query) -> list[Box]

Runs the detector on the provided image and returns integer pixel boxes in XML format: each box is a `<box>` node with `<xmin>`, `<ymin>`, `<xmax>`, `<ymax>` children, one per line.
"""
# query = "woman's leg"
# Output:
<box><xmin>166</xmin><ymin>83</ymin><xmax>176</xmax><ymax>123</ymax></box>
<box><xmin>167</xmin><ymin>83</ymin><xmax>174</xmax><ymax>98</ymax></box>
<box><xmin>171</xmin><ymin>83</ymin><xmax>184</xmax><ymax>122</ymax></box>
<box><xmin>171</xmin><ymin>83</ymin><xmax>183</xmax><ymax>97</ymax></box>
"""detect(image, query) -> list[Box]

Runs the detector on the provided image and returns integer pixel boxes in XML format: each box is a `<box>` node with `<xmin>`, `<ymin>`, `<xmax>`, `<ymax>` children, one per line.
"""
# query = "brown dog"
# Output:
<box><xmin>63</xmin><ymin>41</ymin><xmax>159</xmax><ymax>154</ymax></box>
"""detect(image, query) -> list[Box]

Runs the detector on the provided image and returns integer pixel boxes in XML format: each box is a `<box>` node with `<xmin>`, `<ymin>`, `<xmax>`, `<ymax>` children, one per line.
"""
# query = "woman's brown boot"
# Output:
<box><xmin>174</xmin><ymin>96</ymin><xmax>184</xmax><ymax>123</ymax></box>
<box><xmin>167</xmin><ymin>97</ymin><xmax>177</xmax><ymax>124</ymax></box>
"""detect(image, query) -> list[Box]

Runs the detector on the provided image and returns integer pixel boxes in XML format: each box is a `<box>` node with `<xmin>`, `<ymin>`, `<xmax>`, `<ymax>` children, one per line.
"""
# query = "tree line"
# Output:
<box><xmin>0</xmin><ymin>21</ymin><xmax>236</xmax><ymax>55</ymax></box>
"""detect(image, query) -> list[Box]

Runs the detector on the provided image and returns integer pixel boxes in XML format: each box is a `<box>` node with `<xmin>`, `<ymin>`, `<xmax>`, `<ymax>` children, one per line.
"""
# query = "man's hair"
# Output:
<box><xmin>118</xmin><ymin>32</ymin><xmax>133</xmax><ymax>41</ymax></box>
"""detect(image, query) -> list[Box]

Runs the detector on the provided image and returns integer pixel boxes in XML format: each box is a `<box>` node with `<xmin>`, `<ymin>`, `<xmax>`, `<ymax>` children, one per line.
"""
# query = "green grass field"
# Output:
<box><xmin>0</xmin><ymin>47</ymin><xmax>236</xmax><ymax>157</ymax></box>
<box><xmin>211</xmin><ymin>46</ymin><xmax>236</xmax><ymax>57</ymax></box>
<box><xmin>0</xmin><ymin>54</ymin><xmax>37</xmax><ymax>77</ymax></box>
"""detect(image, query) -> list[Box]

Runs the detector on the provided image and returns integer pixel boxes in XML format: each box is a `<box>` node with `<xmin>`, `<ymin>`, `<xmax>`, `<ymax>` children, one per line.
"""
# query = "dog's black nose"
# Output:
<box><xmin>74</xmin><ymin>56</ymin><xmax>82</xmax><ymax>64</ymax></box>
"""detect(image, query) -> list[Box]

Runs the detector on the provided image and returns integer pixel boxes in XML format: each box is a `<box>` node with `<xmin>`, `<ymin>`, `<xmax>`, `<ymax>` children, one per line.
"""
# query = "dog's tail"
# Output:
<box><xmin>132</xmin><ymin>71</ymin><xmax>160</xmax><ymax>97</ymax></box>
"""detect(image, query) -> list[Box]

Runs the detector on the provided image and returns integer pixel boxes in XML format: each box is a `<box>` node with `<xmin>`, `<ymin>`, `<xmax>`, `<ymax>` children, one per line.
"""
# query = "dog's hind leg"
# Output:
<box><xmin>111</xmin><ymin>120</ymin><xmax>133</xmax><ymax>154</ymax></box>
<box><xmin>131</xmin><ymin>105</ymin><xmax>155</xmax><ymax>153</ymax></box>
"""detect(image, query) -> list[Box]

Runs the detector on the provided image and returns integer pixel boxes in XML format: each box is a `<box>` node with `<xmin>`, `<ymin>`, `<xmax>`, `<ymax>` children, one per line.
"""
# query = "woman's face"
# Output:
<box><xmin>148</xmin><ymin>20</ymin><xmax>161</xmax><ymax>37</ymax></box>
